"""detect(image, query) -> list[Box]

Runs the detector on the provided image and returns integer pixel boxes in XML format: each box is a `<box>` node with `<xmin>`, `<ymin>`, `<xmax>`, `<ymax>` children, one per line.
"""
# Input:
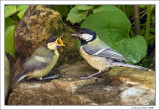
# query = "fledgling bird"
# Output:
<box><xmin>14</xmin><ymin>36</ymin><xmax>65</xmax><ymax>83</ymax></box>
<box><xmin>72</xmin><ymin>28</ymin><xmax>149</xmax><ymax>79</ymax></box>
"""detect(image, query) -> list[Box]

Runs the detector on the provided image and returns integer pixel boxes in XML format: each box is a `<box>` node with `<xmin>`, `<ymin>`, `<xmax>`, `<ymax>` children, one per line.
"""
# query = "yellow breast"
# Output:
<box><xmin>28</xmin><ymin>50</ymin><xmax>59</xmax><ymax>79</ymax></box>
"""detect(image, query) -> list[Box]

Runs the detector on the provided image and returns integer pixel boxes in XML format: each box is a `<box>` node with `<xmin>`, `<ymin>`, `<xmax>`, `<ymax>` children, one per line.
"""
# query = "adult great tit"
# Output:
<box><xmin>14</xmin><ymin>36</ymin><xmax>65</xmax><ymax>83</ymax></box>
<box><xmin>72</xmin><ymin>28</ymin><xmax>149</xmax><ymax>79</ymax></box>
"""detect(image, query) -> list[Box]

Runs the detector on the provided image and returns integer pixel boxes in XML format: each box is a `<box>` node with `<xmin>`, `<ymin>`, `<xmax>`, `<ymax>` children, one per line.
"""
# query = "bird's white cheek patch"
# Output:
<box><xmin>81</xmin><ymin>34</ymin><xmax>93</xmax><ymax>41</ymax></box>
<box><xmin>47</xmin><ymin>42</ymin><xmax>56</xmax><ymax>50</ymax></box>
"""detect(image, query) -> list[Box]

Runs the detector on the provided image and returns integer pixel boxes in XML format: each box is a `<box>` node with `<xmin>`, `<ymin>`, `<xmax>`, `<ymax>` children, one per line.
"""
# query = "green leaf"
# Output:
<box><xmin>17</xmin><ymin>11</ymin><xmax>26</xmax><ymax>19</ymax></box>
<box><xmin>93</xmin><ymin>5</ymin><xmax>122</xmax><ymax>13</ymax></box>
<box><xmin>81</xmin><ymin>7</ymin><xmax>147</xmax><ymax>63</ymax></box>
<box><xmin>76</xmin><ymin>5</ymin><xmax>93</xmax><ymax>10</ymax></box>
<box><xmin>67</xmin><ymin>6</ymin><xmax>88</xmax><ymax>24</ymax></box>
<box><xmin>139</xmin><ymin>5</ymin><xmax>146</xmax><ymax>8</ymax></box>
<box><xmin>97</xmin><ymin>30</ymin><xmax>147</xmax><ymax>63</ymax></box>
<box><xmin>96</xmin><ymin>29</ymin><xmax>147</xmax><ymax>63</ymax></box>
<box><xmin>151</xmin><ymin>5</ymin><xmax>155</xmax><ymax>11</ymax></box>
<box><xmin>5</xmin><ymin>5</ymin><xmax>17</xmax><ymax>18</ymax></box>
<box><xmin>113</xmin><ymin>35</ymin><xmax>147</xmax><ymax>63</ymax></box>
<box><xmin>5</xmin><ymin>17</ymin><xmax>15</xmax><ymax>30</ymax></box>
<box><xmin>125</xmin><ymin>5</ymin><xmax>133</xmax><ymax>17</ymax></box>
<box><xmin>52</xmin><ymin>5</ymin><xmax>69</xmax><ymax>17</ymax></box>
<box><xmin>82</xmin><ymin>10</ymin><xmax>131</xmax><ymax>34</ymax></box>
<box><xmin>17</xmin><ymin>5</ymin><xmax>29</xmax><ymax>11</ymax></box>
<box><xmin>5</xmin><ymin>25</ymin><xmax>16</xmax><ymax>58</ymax></box>
<box><xmin>17</xmin><ymin>5</ymin><xmax>29</xmax><ymax>19</ymax></box>
<box><xmin>96</xmin><ymin>29</ymin><xmax>129</xmax><ymax>47</ymax></box>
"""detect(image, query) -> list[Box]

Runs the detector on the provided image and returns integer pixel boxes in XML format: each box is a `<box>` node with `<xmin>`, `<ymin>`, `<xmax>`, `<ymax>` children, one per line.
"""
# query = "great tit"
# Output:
<box><xmin>72</xmin><ymin>28</ymin><xmax>149</xmax><ymax>79</ymax></box>
<box><xmin>14</xmin><ymin>36</ymin><xmax>65</xmax><ymax>83</ymax></box>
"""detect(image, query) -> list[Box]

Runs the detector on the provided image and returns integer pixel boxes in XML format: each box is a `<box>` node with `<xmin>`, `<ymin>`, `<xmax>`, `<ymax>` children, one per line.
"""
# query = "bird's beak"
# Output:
<box><xmin>56</xmin><ymin>36</ymin><xmax>65</xmax><ymax>46</ymax></box>
<box><xmin>72</xmin><ymin>33</ymin><xmax>79</xmax><ymax>37</ymax></box>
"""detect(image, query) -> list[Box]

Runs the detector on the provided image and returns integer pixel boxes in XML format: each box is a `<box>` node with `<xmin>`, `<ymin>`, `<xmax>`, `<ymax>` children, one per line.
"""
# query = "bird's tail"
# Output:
<box><xmin>111</xmin><ymin>62</ymin><xmax>150</xmax><ymax>71</ymax></box>
<box><xmin>14</xmin><ymin>72</ymin><xmax>27</xmax><ymax>83</ymax></box>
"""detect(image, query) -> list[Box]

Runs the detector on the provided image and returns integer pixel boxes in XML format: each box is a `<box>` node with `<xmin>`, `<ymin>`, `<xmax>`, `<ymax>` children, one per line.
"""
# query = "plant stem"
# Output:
<box><xmin>133</xmin><ymin>5</ymin><xmax>140</xmax><ymax>35</ymax></box>
<box><xmin>140</xmin><ymin>12</ymin><xmax>147</xmax><ymax>19</ymax></box>
<box><xmin>145</xmin><ymin>5</ymin><xmax>151</xmax><ymax>42</ymax></box>
<box><xmin>130</xmin><ymin>9</ymin><xmax>146</xmax><ymax>21</ymax></box>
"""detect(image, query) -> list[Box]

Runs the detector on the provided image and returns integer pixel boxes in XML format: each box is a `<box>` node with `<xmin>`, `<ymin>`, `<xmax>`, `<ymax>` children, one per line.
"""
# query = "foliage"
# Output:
<box><xmin>65</xmin><ymin>5</ymin><xmax>94</xmax><ymax>24</ymax></box>
<box><xmin>5</xmin><ymin>25</ymin><xmax>16</xmax><ymax>58</ymax></box>
<box><xmin>65</xmin><ymin>5</ymin><xmax>155</xmax><ymax>67</ymax></box>
<box><xmin>17</xmin><ymin>5</ymin><xmax>29</xmax><ymax>19</ymax></box>
<box><xmin>5</xmin><ymin>5</ymin><xmax>155</xmax><ymax>68</ymax></box>
<box><xmin>50</xmin><ymin>5</ymin><xmax>74</xmax><ymax>19</ymax></box>
<box><xmin>5</xmin><ymin>5</ymin><xmax>29</xmax><ymax>58</ymax></box>
<box><xmin>66</xmin><ymin>6</ymin><xmax>89</xmax><ymax>24</ymax></box>
<box><xmin>5</xmin><ymin>5</ymin><xmax>17</xmax><ymax>18</ymax></box>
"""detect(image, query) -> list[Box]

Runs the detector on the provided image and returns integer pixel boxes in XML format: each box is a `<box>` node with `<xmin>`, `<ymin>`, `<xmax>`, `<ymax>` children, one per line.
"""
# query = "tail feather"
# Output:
<box><xmin>14</xmin><ymin>72</ymin><xmax>27</xmax><ymax>83</ymax></box>
<box><xmin>111</xmin><ymin>62</ymin><xmax>150</xmax><ymax>71</ymax></box>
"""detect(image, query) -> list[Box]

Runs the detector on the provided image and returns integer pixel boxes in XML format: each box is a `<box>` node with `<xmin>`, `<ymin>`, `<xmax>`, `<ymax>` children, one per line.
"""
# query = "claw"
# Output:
<box><xmin>80</xmin><ymin>76</ymin><xmax>99</xmax><ymax>80</ymax></box>
<box><xmin>41</xmin><ymin>74</ymin><xmax>59</xmax><ymax>80</ymax></box>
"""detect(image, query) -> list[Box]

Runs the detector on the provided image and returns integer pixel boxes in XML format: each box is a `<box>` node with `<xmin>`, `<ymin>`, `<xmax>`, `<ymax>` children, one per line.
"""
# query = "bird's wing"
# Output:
<box><xmin>83</xmin><ymin>45</ymin><xmax>130</xmax><ymax>61</ymax></box>
<box><xmin>22</xmin><ymin>48</ymin><xmax>55</xmax><ymax>74</ymax></box>
<box><xmin>22</xmin><ymin>56</ymin><xmax>49</xmax><ymax>74</ymax></box>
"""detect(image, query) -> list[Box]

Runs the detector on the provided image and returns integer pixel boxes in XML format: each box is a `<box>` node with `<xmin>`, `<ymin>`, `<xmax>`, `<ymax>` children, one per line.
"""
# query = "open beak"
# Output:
<box><xmin>56</xmin><ymin>36</ymin><xmax>65</xmax><ymax>46</ymax></box>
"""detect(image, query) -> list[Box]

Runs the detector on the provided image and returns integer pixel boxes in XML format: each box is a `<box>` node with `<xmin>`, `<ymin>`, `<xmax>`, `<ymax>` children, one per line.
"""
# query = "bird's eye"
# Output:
<box><xmin>80</xmin><ymin>31</ymin><xmax>83</xmax><ymax>34</ymax></box>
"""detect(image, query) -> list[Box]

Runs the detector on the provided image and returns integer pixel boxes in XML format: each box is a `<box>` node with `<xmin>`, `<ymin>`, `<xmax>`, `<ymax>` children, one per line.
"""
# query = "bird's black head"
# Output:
<box><xmin>46</xmin><ymin>36</ymin><xmax>65</xmax><ymax>50</ymax></box>
<box><xmin>46</xmin><ymin>36</ymin><xmax>59</xmax><ymax>45</ymax></box>
<box><xmin>72</xmin><ymin>28</ymin><xmax>97</xmax><ymax>45</ymax></box>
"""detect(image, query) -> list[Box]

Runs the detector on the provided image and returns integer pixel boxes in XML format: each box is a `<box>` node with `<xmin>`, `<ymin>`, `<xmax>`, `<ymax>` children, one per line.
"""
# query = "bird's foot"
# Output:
<box><xmin>80</xmin><ymin>76</ymin><xmax>99</xmax><ymax>80</ymax></box>
<box><xmin>41</xmin><ymin>74</ymin><xmax>59</xmax><ymax>80</ymax></box>
<box><xmin>80</xmin><ymin>71</ymin><xmax>102</xmax><ymax>79</ymax></box>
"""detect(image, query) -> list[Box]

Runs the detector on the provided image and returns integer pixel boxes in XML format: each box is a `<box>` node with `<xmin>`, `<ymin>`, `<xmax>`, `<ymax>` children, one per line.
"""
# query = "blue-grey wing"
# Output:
<box><xmin>22</xmin><ymin>56</ymin><xmax>49</xmax><ymax>74</ymax></box>
<box><xmin>22</xmin><ymin>48</ymin><xmax>55</xmax><ymax>74</ymax></box>
<box><xmin>82</xmin><ymin>45</ymin><xmax>130</xmax><ymax>61</ymax></box>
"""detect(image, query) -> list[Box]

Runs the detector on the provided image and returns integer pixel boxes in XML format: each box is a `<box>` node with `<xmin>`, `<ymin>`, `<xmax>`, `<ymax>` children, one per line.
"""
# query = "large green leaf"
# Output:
<box><xmin>5</xmin><ymin>5</ymin><xmax>17</xmax><ymax>18</ymax></box>
<box><xmin>93</xmin><ymin>5</ymin><xmax>122</xmax><ymax>13</ymax></box>
<box><xmin>96</xmin><ymin>29</ymin><xmax>129</xmax><ymax>47</ymax></box>
<box><xmin>5</xmin><ymin>25</ymin><xmax>16</xmax><ymax>58</ymax></box>
<box><xmin>67</xmin><ymin>6</ymin><xmax>88</xmax><ymax>24</ymax></box>
<box><xmin>112</xmin><ymin>35</ymin><xmax>147</xmax><ymax>63</ymax></box>
<box><xmin>17</xmin><ymin>5</ymin><xmax>29</xmax><ymax>19</ymax></box>
<box><xmin>87</xmin><ymin>29</ymin><xmax>146</xmax><ymax>63</ymax></box>
<box><xmin>82</xmin><ymin>10</ymin><xmax>131</xmax><ymax>34</ymax></box>
<box><xmin>89</xmin><ymin>29</ymin><xmax>146</xmax><ymax>63</ymax></box>
<box><xmin>76</xmin><ymin>5</ymin><xmax>93</xmax><ymax>10</ymax></box>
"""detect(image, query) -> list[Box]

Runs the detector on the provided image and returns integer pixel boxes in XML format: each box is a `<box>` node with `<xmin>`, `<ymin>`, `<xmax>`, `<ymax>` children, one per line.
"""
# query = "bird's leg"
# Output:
<box><xmin>41</xmin><ymin>74</ymin><xmax>59</xmax><ymax>80</ymax></box>
<box><xmin>80</xmin><ymin>71</ymin><xmax>102</xmax><ymax>79</ymax></box>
